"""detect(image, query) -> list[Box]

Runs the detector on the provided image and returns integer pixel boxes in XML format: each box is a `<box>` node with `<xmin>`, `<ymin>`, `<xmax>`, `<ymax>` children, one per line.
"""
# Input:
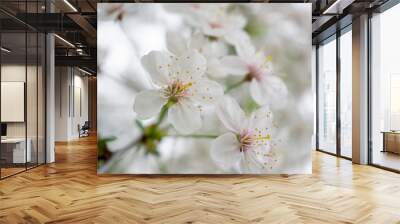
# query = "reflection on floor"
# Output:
<box><xmin>0</xmin><ymin>162</ymin><xmax>41</xmax><ymax>178</ymax></box>
<box><xmin>373</xmin><ymin>150</ymin><xmax>400</xmax><ymax>171</ymax></box>
<box><xmin>0</xmin><ymin>167</ymin><xmax>25</xmax><ymax>177</ymax></box>
<box><xmin>341</xmin><ymin>147</ymin><xmax>352</xmax><ymax>158</ymax></box>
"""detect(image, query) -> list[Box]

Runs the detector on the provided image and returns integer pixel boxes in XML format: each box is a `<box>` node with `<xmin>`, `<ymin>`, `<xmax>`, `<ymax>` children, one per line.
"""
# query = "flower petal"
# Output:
<box><xmin>177</xmin><ymin>50</ymin><xmax>207</xmax><ymax>82</ymax></box>
<box><xmin>250</xmin><ymin>51</ymin><xmax>267</xmax><ymax>66</ymax></box>
<box><xmin>168</xmin><ymin>100</ymin><xmax>202</xmax><ymax>134</ymax></box>
<box><xmin>141</xmin><ymin>51</ymin><xmax>173</xmax><ymax>85</ymax></box>
<box><xmin>190</xmin><ymin>34</ymin><xmax>228</xmax><ymax>58</ymax></box>
<box><xmin>239</xmin><ymin>150</ymin><xmax>264</xmax><ymax>173</ymax></box>
<box><xmin>207</xmin><ymin>58</ymin><xmax>227</xmax><ymax>79</ymax></box>
<box><xmin>190</xmin><ymin>79</ymin><xmax>224</xmax><ymax>105</ymax></box>
<box><xmin>202</xmin><ymin>23</ymin><xmax>225</xmax><ymax>37</ymax></box>
<box><xmin>248</xmin><ymin>106</ymin><xmax>274</xmax><ymax>131</ymax></box>
<box><xmin>216</xmin><ymin>96</ymin><xmax>246</xmax><ymax>133</ymax></box>
<box><xmin>224</xmin><ymin>30</ymin><xmax>255</xmax><ymax>58</ymax></box>
<box><xmin>189</xmin><ymin>32</ymin><xmax>206</xmax><ymax>51</ymax></box>
<box><xmin>134</xmin><ymin>89</ymin><xmax>167</xmax><ymax>119</ymax></box>
<box><xmin>241</xmin><ymin>146</ymin><xmax>278</xmax><ymax>173</ymax></box>
<box><xmin>166</xmin><ymin>32</ymin><xmax>188</xmax><ymax>56</ymax></box>
<box><xmin>201</xmin><ymin>40</ymin><xmax>229</xmax><ymax>58</ymax></box>
<box><xmin>226</xmin><ymin>14</ymin><xmax>247</xmax><ymax>29</ymax></box>
<box><xmin>250</xmin><ymin>76</ymin><xmax>288</xmax><ymax>106</ymax></box>
<box><xmin>220</xmin><ymin>56</ymin><xmax>248</xmax><ymax>76</ymax></box>
<box><xmin>210</xmin><ymin>132</ymin><xmax>242</xmax><ymax>169</ymax></box>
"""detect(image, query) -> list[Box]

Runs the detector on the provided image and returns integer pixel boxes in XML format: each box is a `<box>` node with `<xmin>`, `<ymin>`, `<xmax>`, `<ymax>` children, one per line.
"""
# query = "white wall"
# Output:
<box><xmin>55</xmin><ymin>67</ymin><xmax>89</xmax><ymax>141</ymax></box>
<box><xmin>71</xmin><ymin>73</ymin><xmax>89</xmax><ymax>138</ymax></box>
<box><xmin>55</xmin><ymin>67</ymin><xmax>69</xmax><ymax>141</ymax></box>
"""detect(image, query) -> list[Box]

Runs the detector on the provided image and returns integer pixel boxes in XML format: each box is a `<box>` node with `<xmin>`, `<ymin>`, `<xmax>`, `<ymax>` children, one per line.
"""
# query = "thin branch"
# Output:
<box><xmin>167</xmin><ymin>134</ymin><xmax>219</xmax><ymax>139</ymax></box>
<box><xmin>224</xmin><ymin>78</ymin><xmax>247</xmax><ymax>93</ymax></box>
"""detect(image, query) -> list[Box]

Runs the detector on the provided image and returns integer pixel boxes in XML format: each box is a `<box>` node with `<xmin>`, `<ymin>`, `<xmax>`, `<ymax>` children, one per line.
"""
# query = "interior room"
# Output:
<box><xmin>0</xmin><ymin>0</ymin><xmax>399</xmax><ymax>223</ymax></box>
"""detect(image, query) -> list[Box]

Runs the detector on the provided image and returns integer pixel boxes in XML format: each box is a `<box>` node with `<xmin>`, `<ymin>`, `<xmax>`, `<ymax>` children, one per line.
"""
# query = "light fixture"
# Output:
<box><xmin>78</xmin><ymin>67</ymin><xmax>93</xmax><ymax>76</ymax></box>
<box><xmin>322</xmin><ymin>0</ymin><xmax>354</xmax><ymax>15</ymax></box>
<box><xmin>76</xmin><ymin>48</ymin><xmax>85</xmax><ymax>55</ymax></box>
<box><xmin>1</xmin><ymin>47</ymin><xmax>11</xmax><ymax>53</ymax></box>
<box><xmin>322</xmin><ymin>0</ymin><xmax>343</xmax><ymax>14</ymax></box>
<box><xmin>63</xmin><ymin>0</ymin><xmax>78</xmax><ymax>12</ymax></box>
<box><xmin>54</xmin><ymin>34</ymin><xmax>75</xmax><ymax>48</ymax></box>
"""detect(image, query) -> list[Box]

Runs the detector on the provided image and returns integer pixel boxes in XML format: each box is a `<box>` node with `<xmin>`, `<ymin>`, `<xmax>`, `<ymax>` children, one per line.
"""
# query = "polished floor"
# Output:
<box><xmin>0</xmin><ymin>136</ymin><xmax>400</xmax><ymax>223</ymax></box>
<box><xmin>1</xmin><ymin>163</ymin><xmax>43</xmax><ymax>178</ymax></box>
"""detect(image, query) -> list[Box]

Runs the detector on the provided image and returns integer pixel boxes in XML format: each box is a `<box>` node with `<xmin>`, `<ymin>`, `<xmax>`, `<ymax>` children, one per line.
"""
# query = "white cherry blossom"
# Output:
<box><xmin>221</xmin><ymin>42</ymin><xmax>288</xmax><ymax>107</ymax></box>
<box><xmin>189</xmin><ymin>33</ymin><xmax>229</xmax><ymax>79</ymax></box>
<box><xmin>134</xmin><ymin>48</ymin><xmax>223</xmax><ymax>134</ymax></box>
<box><xmin>210</xmin><ymin>97</ymin><xmax>278</xmax><ymax>173</ymax></box>
<box><xmin>165</xmin><ymin>4</ymin><xmax>250</xmax><ymax>49</ymax></box>
<box><xmin>197</xmin><ymin>6</ymin><xmax>246</xmax><ymax>41</ymax></box>
<box><xmin>167</xmin><ymin>32</ymin><xmax>229</xmax><ymax>79</ymax></box>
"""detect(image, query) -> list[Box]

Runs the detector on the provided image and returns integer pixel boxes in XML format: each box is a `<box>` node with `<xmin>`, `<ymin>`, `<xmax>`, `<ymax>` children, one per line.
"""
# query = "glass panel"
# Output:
<box><xmin>26</xmin><ymin>0</ymin><xmax>39</xmax><ymax>169</ymax></box>
<box><xmin>318</xmin><ymin>37</ymin><xmax>337</xmax><ymax>154</ymax></box>
<box><xmin>27</xmin><ymin>31</ymin><xmax>38</xmax><ymax>169</ymax></box>
<box><xmin>0</xmin><ymin>1</ymin><xmax>46</xmax><ymax>178</ymax></box>
<box><xmin>340</xmin><ymin>29</ymin><xmax>352</xmax><ymax>158</ymax></box>
<box><xmin>1</xmin><ymin>30</ymin><xmax>27</xmax><ymax>177</ymax></box>
<box><xmin>371</xmin><ymin>4</ymin><xmax>400</xmax><ymax>171</ymax></box>
<box><xmin>38</xmin><ymin>32</ymin><xmax>45</xmax><ymax>165</ymax></box>
<box><xmin>312</xmin><ymin>46</ymin><xmax>317</xmax><ymax>150</ymax></box>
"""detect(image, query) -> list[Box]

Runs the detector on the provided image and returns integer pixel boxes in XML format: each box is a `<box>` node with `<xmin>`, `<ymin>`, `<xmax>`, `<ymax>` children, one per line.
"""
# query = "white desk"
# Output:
<box><xmin>1</xmin><ymin>138</ymin><xmax>31</xmax><ymax>163</ymax></box>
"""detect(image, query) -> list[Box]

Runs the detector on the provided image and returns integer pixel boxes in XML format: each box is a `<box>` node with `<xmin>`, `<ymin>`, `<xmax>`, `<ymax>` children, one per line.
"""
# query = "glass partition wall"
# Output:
<box><xmin>370</xmin><ymin>3</ymin><xmax>400</xmax><ymax>172</ymax></box>
<box><xmin>339</xmin><ymin>27</ymin><xmax>352</xmax><ymax>159</ymax></box>
<box><xmin>317</xmin><ymin>35</ymin><xmax>337</xmax><ymax>155</ymax></box>
<box><xmin>316</xmin><ymin>27</ymin><xmax>352</xmax><ymax>159</ymax></box>
<box><xmin>0</xmin><ymin>2</ymin><xmax>46</xmax><ymax>179</ymax></box>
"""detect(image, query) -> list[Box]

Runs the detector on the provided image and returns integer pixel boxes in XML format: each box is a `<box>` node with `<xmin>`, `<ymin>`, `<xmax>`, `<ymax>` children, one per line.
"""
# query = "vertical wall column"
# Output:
<box><xmin>88</xmin><ymin>77</ymin><xmax>97</xmax><ymax>132</ymax></box>
<box><xmin>352</xmin><ymin>14</ymin><xmax>369</xmax><ymax>164</ymax></box>
<box><xmin>46</xmin><ymin>33</ymin><xmax>55</xmax><ymax>163</ymax></box>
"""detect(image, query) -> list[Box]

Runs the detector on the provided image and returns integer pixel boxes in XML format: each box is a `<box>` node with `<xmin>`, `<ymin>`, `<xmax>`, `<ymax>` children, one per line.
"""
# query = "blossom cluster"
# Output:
<box><xmin>129</xmin><ymin>4</ymin><xmax>287</xmax><ymax>173</ymax></box>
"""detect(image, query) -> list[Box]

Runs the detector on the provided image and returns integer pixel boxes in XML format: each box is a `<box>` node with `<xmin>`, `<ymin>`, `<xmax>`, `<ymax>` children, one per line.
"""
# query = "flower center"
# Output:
<box><xmin>163</xmin><ymin>81</ymin><xmax>193</xmax><ymax>102</ymax></box>
<box><xmin>247</xmin><ymin>64</ymin><xmax>263</xmax><ymax>81</ymax></box>
<box><xmin>209</xmin><ymin>22</ymin><xmax>223</xmax><ymax>29</ymax></box>
<box><xmin>191</xmin><ymin>4</ymin><xmax>200</xmax><ymax>9</ymax></box>
<box><xmin>247</xmin><ymin>56</ymin><xmax>272</xmax><ymax>81</ymax></box>
<box><xmin>239</xmin><ymin>129</ymin><xmax>271</xmax><ymax>152</ymax></box>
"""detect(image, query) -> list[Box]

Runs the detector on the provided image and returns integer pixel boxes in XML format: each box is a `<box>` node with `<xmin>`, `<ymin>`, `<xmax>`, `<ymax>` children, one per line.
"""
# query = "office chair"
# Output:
<box><xmin>79</xmin><ymin>121</ymin><xmax>90</xmax><ymax>138</ymax></box>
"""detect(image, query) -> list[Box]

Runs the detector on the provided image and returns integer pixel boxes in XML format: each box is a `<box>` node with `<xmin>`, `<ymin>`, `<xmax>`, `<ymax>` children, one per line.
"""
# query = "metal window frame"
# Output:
<box><xmin>316</xmin><ymin>0</ymin><xmax>400</xmax><ymax>173</ymax></box>
<box><xmin>315</xmin><ymin>22</ymin><xmax>353</xmax><ymax>161</ymax></box>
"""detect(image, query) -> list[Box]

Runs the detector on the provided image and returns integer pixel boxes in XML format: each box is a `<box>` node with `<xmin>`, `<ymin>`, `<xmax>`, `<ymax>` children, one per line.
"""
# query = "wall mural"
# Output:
<box><xmin>97</xmin><ymin>3</ymin><xmax>312</xmax><ymax>174</ymax></box>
